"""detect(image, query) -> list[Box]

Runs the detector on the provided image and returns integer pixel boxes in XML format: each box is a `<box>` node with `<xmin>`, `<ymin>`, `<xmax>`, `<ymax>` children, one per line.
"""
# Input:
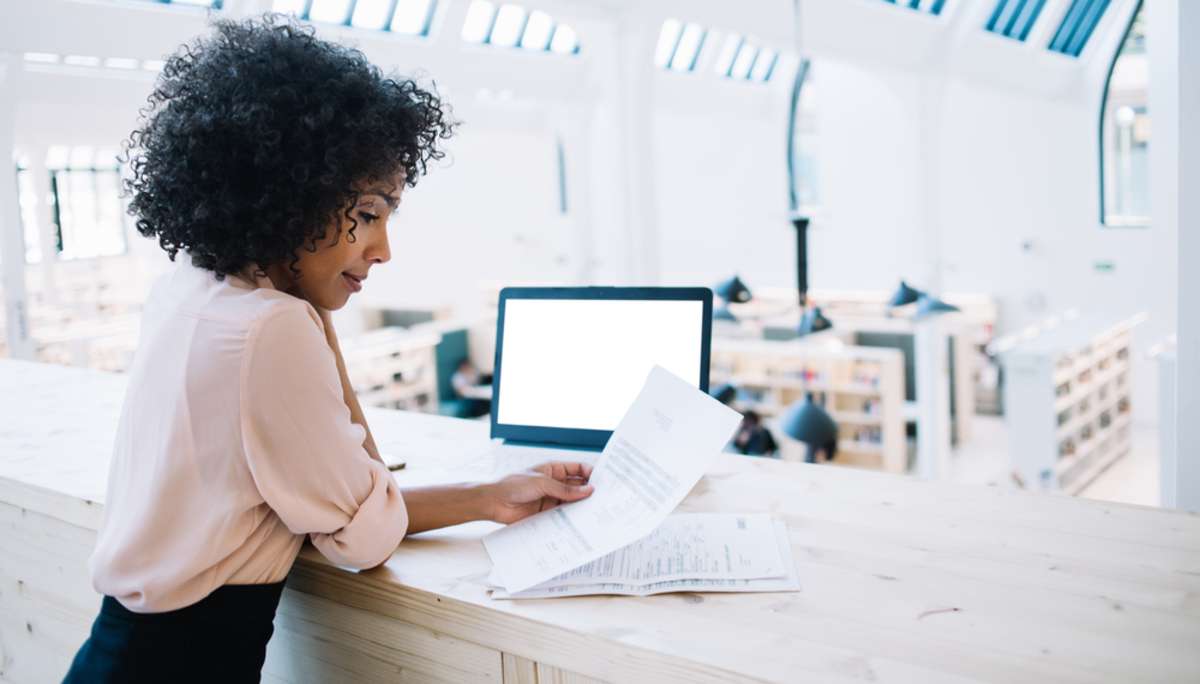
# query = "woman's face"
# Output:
<box><xmin>267</xmin><ymin>174</ymin><xmax>403</xmax><ymax>311</ymax></box>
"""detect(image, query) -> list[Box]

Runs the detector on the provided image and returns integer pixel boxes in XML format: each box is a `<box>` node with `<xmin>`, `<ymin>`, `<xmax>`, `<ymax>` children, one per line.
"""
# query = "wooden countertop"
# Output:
<box><xmin>2</xmin><ymin>358</ymin><xmax>1199</xmax><ymax>683</ymax></box>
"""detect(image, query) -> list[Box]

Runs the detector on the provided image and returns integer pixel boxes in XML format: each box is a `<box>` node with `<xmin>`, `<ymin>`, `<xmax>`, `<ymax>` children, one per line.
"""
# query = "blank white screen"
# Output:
<box><xmin>496</xmin><ymin>298</ymin><xmax>704</xmax><ymax>431</ymax></box>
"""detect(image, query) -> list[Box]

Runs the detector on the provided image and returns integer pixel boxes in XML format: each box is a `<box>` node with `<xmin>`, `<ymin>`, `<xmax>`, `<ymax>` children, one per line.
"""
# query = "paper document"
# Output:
<box><xmin>541</xmin><ymin>513</ymin><xmax>785</xmax><ymax>586</ymax></box>
<box><xmin>491</xmin><ymin>517</ymin><xmax>798</xmax><ymax>599</ymax></box>
<box><xmin>482</xmin><ymin>366</ymin><xmax>742</xmax><ymax>593</ymax></box>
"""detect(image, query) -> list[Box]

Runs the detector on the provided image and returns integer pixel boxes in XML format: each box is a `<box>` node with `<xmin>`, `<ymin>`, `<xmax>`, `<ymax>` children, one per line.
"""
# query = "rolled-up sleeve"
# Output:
<box><xmin>239</xmin><ymin>303</ymin><xmax>408</xmax><ymax>569</ymax></box>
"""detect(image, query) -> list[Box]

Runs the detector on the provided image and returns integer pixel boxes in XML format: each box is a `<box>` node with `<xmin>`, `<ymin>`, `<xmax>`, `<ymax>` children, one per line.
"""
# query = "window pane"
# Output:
<box><xmin>520</xmin><ymin>10</ymin><xmax>554</xmax><ymax>50</ymax></box>
<box><xmin>351</xmin><ymin>0</ymin><xmax>392</xmax><ymax>29</ymax></box>
<box><xmin>55</xmin><ymin>169</ymin><xmax>127</xmax><ymax>260</ymax></box>
<box><xmin>17</xmin><ymin>170</ymin><xmax>42</xmax><ymax>264</ymax></box>
<box><xmin>23</xmin><ymin>52</ymin><xmax>59</xmax><ymax>64</ymax></box>
<box><xmin>750</xmin><ymin>48</ymin><xmax>777</xmax><ymax>82</ymax></box>
<box><xmin>669</xmin><ymin>23</ymin><xmax>705</xmax><ymax>72</ymax></box>
<box><xmin>69</xmin><ymin>146</ymin><xmax>95</xmax><ymax>170</ymax></box>
<box><xmin>272</xmin><ymin>0</ymin><xmax>307</xmax><ymax>15</ymax></box>
<box><xmin>45</xmin><ymin>146</ymin><xmax>69</xmax><ymax>169</ymax></box>
<box><xmin>462</xmin><ymin>1</ymin><xmax>496</xmax><ymax>43</ymax></box>
<box><xmin>548</xmin><ymin>23</ymin><xmax>578</xmax><ymax>54</ymax></box>
<box><xmin>63</xmin><ymin>55</ymin><xmax>101</xmax><ymax>67</ymax></box>
<box><xmin>391</xmin><ymin>0</ymin><xmax>435</xmax><ymax>34</ymax></box>
<box><xmin>308</xmin><ymin>0</ymin><xmax>352</xmax><ymax>24</ymax></box>
<box><xmin>1102</xmin><ymin>7</ymin><xmax>1148</xmax><ymax>225</ymax></box>
<box><xmin>729</xmin><ymin>43</ymin><xmax>758</xmax><ymax>80</ymax></box>
<box><xmin>490</xmin><ymin>4</ymin><xmax>527</xmax><ymax>47</ymax></box>
<box><xmin>714</xmin><ymin>34</ymin><xmax>742</xmax><ymax>76</ymax></box>
<box><xmin>654</xmin><ymin>19</ymin><xmax>682</xmax><ymax>69</ymax></box>
<box><xmin>103</xmin><ymin>57</ymin><xmax>139</xmax><ymax>70</ymax></box>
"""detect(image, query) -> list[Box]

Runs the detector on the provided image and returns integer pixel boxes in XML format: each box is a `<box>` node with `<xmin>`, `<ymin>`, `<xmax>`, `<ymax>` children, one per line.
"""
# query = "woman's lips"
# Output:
<box><xmin>342</xmin><ymin>272</ymin><xmax>363</xmax><ymax>293</ymax></box>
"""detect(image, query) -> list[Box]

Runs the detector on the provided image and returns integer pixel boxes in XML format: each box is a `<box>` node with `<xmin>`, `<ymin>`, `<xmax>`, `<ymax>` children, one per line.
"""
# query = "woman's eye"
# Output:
<box><xmin>358</xmin><ymin>210</ymin><xmax>380</xmax><ymax>224</ymax></box>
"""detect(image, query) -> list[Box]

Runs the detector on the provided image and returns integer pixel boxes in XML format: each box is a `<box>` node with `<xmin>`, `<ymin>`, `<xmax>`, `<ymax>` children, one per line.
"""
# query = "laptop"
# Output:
<box><xmin>487</xmin><ymin>287</ymin><xmax>713</xmax><ymax>464</ymax></box>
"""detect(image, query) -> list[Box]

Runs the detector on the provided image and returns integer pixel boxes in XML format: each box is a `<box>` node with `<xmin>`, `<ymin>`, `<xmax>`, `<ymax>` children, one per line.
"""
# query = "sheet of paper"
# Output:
<box><xmin>491</xmin><ymin>519</ymin><xmax>799</xmax><ymax>599</ymax></box>
<box><xmin>482</xmin><ymin>366</ymin><xmax>743</xmax><ymax>593</ymax></box>
<box><xmin>526</xmin><ymin>513</ymin><xmax>785</xmax><ymax>588</ymax></box>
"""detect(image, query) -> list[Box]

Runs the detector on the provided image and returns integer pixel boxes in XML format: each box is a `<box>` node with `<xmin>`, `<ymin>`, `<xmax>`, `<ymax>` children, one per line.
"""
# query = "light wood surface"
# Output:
<box><xmin>2</xmin><ymin>359</ymin><xmax>1200</xmax><ymax>683</ymax></box>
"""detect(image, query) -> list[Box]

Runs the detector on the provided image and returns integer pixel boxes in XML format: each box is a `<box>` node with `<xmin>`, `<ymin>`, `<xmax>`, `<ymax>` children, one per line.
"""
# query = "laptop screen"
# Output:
<box><xmin>491</xmin><ymin>288</ymin><xmax>712</xmax><ymax>447</ymax></box>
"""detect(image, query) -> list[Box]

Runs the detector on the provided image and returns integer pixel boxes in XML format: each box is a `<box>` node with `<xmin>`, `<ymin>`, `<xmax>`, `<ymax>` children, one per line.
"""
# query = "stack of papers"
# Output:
<box><xmin>482</xmin><ymin>366</ymin><xmax>800</xmax><ymax>599</ymax></box>
<box><xmin>488</xmin><ymin>513</ymin><xmax>799</xmax><ymax>599</ymax></box>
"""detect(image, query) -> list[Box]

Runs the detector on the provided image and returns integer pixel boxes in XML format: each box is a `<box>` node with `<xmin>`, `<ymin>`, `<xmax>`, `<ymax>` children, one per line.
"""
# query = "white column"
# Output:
<box><xmin>916</xmin><ymin>75</ymin><xmax>946</xmax><ymax>294</ymax></box>
<box><xmin>1158</xmin><ymin>346</ymin><xmax>1178</xmax><ymax>508</ymax></box>
<box><xmin>555</xmin><ymin>103</ymin><xmax>597</xmax><ymax>285</ymax></box>
<box><xmin>0</xmin><ymin>55</ymin><xmax>35</xmax><ymax>360</ymax></box>
<box><xmin>1177</xmin><ymin>0</ymin><xmax>1200</xmax><ymax>512</ymax></box>
<box><xmin>614</xmin><ymin>13</ymin><xmax>659</xmax><ymax>284</ymax></box>
<box><xmin>915</xmin><ymin>316</ymin><xmax>952</xmax><ymax>479</ymax></box>
<box><xmin>29</xmin><ymin>147</ymin><xmax>59</xmax><ymax>308</ymax></box>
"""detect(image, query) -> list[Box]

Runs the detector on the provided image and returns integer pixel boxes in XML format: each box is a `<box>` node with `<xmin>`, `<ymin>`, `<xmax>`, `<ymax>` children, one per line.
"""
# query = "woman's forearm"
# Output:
<box><xmin>401</xmin><ymin>484</ymin><xmax>492</xmax><ymax>534</ymax></box>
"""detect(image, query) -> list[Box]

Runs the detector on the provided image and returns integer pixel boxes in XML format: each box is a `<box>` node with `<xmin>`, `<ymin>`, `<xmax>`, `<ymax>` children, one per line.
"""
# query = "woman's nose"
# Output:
<box><xmin>367</xmin><ymin>230</ymin><xmax>391</xmax><ymax>265</ymax></box>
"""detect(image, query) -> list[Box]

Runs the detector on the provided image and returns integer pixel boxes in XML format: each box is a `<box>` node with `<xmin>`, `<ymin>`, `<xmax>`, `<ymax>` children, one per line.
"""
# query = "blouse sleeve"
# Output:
<box><xmin>239</xmin><ymin>303</ymin><xmax>408</xmax><ymax>569</ymax></box>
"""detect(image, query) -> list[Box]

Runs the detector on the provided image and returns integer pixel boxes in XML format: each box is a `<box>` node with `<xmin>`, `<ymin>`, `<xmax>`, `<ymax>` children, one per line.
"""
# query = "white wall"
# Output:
<box><xmin>2</xmin><ymin>0</ymin><xmax>1176</xmax><ymax>427</ymax></box>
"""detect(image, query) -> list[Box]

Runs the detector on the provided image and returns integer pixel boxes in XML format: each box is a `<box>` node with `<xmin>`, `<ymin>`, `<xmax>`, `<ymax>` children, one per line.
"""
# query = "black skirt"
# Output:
<box><xmin>63</xmin><ymin>581</ymin><xmax>286</xmax><ymax>684</ymax></box>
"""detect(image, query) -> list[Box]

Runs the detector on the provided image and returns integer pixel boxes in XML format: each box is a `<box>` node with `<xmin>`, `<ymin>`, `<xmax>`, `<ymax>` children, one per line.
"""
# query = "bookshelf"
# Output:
<box><xmin>339</xmin><ymin>327</ymin><xmax>442</xmax><ymax>413</ymax></box>
<box><xmin>998</xmin><ymin>312</ymin><xmax>1146</xmax><ymax>494</ymax></box>
<box><xmin>727</xmin><ymin>286</ymin><xmax>996</xmax><ymax>420</ymax></box>
<box><xmin>710</xmin><ymin>338</ymin><xmax>906</xmax><ymax>473</ymax></box>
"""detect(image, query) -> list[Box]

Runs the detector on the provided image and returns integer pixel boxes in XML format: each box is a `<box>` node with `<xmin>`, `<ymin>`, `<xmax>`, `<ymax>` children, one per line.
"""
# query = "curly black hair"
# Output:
<box><xmin>124</xmin><ymin>14</ymin><xmax>454</xmax><ymax>279</ymax></box>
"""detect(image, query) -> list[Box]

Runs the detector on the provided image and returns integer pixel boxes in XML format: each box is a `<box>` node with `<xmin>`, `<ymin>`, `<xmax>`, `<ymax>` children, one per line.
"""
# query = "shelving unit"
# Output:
<box><xmin>730</xmin><ymin>286</ymin><xmax>996</xmax><ymax>421</ymax></box>
<box><xmin>710</xmin><ymin>337</ymin><xmax>906</xmax><ymax>473</ymax></box>
<box><xmin>999</xmin><ymin>313</ymin><xmax>1145</xmax><ymax>494</ymax></box>
<box><xmin>340</xmin><ymin>327</ymin><xmax>442</xmax><ymax>413</ymax></box>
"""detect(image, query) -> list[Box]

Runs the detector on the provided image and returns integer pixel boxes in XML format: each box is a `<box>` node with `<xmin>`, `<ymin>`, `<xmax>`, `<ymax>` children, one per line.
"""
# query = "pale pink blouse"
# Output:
<box><xmin>91</xmin><ymin>255</ymin><xmax>408</xmax><ymax>612</ymax></box>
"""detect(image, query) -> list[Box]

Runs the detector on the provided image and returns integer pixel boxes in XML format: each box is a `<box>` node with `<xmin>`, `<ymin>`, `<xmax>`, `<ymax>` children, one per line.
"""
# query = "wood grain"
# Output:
<box><xmin>3</xmin><ymin>359</ymin><xmax>1200</xmax><ymax>683</ymax></box>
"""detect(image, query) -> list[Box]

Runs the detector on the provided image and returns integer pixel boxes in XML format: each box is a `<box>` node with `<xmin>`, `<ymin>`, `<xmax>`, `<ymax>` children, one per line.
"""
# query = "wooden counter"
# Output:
<box><xmin>2</xmin><ymin>359</ymin><xmax>1199</xmax><ymax>683</ymax></box>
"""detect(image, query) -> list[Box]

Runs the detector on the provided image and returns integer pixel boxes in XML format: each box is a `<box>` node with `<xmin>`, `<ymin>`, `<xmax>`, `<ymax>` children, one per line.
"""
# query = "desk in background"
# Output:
<box><xmin>711</xmin><ymin>337</ymin><xmax>907</xmax><ymax>473</ymax></box>
<box><xmin>2</xmin><ymin>359</ymin><xmax>1198</xmax><ymax>683</ymax></box>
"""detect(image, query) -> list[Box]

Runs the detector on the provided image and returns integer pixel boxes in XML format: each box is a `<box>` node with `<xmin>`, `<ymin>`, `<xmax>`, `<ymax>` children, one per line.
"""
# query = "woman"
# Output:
<box><xmin>65</xmin><ymin>15</ymin><xmax>593</xmax><ymax>683</ymax></box>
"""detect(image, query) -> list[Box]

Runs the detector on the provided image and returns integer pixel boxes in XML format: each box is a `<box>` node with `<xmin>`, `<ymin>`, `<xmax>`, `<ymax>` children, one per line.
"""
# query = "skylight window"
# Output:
<box><xmin>668</xmin><ymin>22</ymin><xmax>707</xmax><ymax>72</ymax></box>
<box><xmin>1048</xmin><ymin>0</ymin><xmax>1111</xmax><ymax>57</ymax></box>
<box><xmin>878</xmin><ymin>0</ymin><xmax>948</xmax><ymax>16</ymax></box>
<box><xmin>103</xmin><ymin>57</ymin><xmax>140</xmax><ymax>70</ymax></box>
<box><xmin>129</xmin><ymin>0</ymin><xmax>224</xmax><ymax>7</ymax></box>
<box><xmin>715</xmin><ymin>36</ymin><xmax>777</xmax><ymax>82</ymax></box>
<box><xmin>275</xmin><ymin>0</ymin><xmax>436</xmax><ymax>35</ymax></box>
<box><xmin>490</xmin><ymin>5</ymin><xmax>527</xmax><ymax>48</ymax></box>
<box><xmin>713</xmin><ymin>35</ymin><xmax>742</xmax><ymax>75</ymax></box>
<box><xmin>728</xmin><ymin>43</ymin><xmax>758</xmax><ymax>80</ymax></box>
<box><xmin>308</xmin><ymin>0</ymin><xmax>352</xmax><ymax>24</ymax></box>
<box><xmin>63</xmin><ymin>55</ymin><xmax>102</xmax><ymax>68</ymax></box>
<box><xmin>351</xmin><ymin>0</ymin><xmax>392</xmax><ymax>29</ymax></box>
<box><xmin>520</xmin><ymin>11</ymin><xmax>554</xmax><ymax>50</ymax></box>
<box><xmin>986</xmin><ymin>0</ymin><xmax>1047</xmax><ymax>41</ymax></box>
<box><xmin>749</xmin><ymin>49</ymin><xmax>778</xmax><ymax>81</ymax></box>
<box><xmin>22</xmin><ymin>53</ymin><xmax>60</xmax><ymax>64</ymax></box>
<box><xmin>654</xmin><ymin>20</ymin><xmax>683</xmax><ymax>69</ymax></box>
<box><xmin>461</xmin><ymin>1</ymin><xmax>495</xmax><ymax>42</ymax></box>
<box><xmin>272</xmin><ymin>0</ymin><xmax>306</xmax><ymax>14</ymax></box>
<box><xmin>390</xmin><ymin>0</ymin><xmax>436</xmax><ymax>34</ymax></box>
<box><xmin>461</xmin><ymin>1</ymin><xmax>579</xmax><ymax>54</ymax></box>
<box><xmin>547</xmin><ymin>24</ymin><xmax>579</xmax><ymax>55</ymax></box>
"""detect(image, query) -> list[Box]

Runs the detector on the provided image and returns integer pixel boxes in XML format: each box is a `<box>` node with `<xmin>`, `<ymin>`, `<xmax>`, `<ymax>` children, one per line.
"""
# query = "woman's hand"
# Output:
<box><xmin>485</xmin><ymin>461</ymin><xmax>594</xmax><ymax>524</ymax></box>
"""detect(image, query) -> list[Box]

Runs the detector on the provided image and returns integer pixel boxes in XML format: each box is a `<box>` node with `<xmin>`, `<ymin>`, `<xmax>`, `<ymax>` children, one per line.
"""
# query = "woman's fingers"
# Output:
<box><xmin>534</xmin><ymin>461</ymin><xmax>594</xmax><ymax>483</ymax></box>
<box><xmin>538</xmin><ymin>475</ymin><xmax>593</xmax><ymax>502</ymax></box>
